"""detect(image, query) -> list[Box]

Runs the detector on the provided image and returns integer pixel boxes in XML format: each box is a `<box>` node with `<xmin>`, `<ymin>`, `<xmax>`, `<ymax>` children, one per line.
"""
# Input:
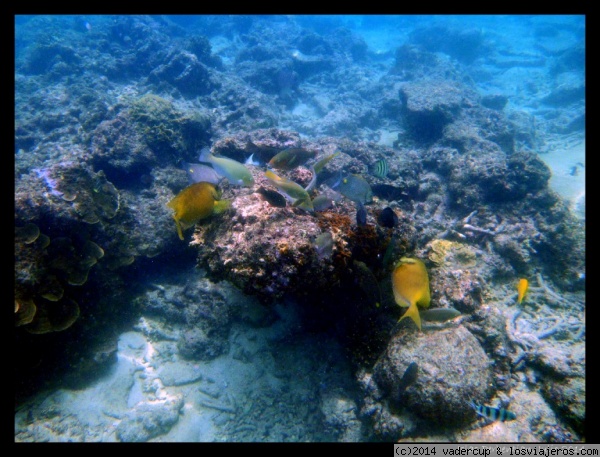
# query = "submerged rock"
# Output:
<box><xmin>115</xmin><ymin>395</ymin><xmax>184</xmax><ymax>442</ymax></box>
<box><xmin>371</xmin><ymin>326</ymin><xmax>493</xmax><ymax>430</ymax></box>
<box><xmin>178</xmin><ymin>327</ymin><xmax>229</xmax><ymax>361</ymax></box>
<box><xmin>320</xmin><ymin>389</ymin><xmax>363</xmax><ymax>442</ymax></box>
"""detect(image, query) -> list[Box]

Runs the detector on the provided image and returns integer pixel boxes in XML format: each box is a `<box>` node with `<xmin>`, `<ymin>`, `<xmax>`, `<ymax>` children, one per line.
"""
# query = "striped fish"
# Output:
<box><xmin>469</xmin><ymin>400</ymin><xmax>516</xmax><ymax>422</ymax></box>
<box><xmin>370</xmin><ymin>159</ymin><xmax>389</xmax><ymax>179</ymax></box>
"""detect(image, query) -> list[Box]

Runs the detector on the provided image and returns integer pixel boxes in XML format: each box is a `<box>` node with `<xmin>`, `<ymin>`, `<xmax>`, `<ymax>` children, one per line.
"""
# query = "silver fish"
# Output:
<box><xmin>420</xmin><ymin>307</ymin><xmax>461</xmax><ymax>322</ymax></box>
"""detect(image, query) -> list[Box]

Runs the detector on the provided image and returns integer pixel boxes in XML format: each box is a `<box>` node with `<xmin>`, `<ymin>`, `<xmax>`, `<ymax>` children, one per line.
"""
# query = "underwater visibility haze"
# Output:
<box><xmin>14</xmin><ymin>14</ymin><xmax>585</xmax><ymax>442</ymax></box>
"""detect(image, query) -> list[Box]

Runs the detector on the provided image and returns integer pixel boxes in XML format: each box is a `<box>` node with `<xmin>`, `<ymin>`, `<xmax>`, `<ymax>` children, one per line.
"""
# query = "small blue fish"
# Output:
<box><xmin>370</xmin><ymin>159</ymin><xmax>389</xmax><ymax>179</ymax></box>
<box><xmin>183</xmin><ymin>162</ymin><xmax>221</xmax><ymax>185</ymax></box>
<box><xmin>468</xmin><ymin>400</ymin><xmax>516</xmax><ymax>422</ymax></box>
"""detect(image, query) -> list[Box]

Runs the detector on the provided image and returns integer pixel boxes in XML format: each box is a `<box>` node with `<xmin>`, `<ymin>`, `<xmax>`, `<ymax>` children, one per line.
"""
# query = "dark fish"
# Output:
<box><xmin>381</xmin><ymin>233</ymin><xmax>397</xmax><ymax>270</ymax></box>
<box><xmin>377</xmin><ymin>207</ymin><xmax>398</xmax><ymax>228</ymax></box>
<box><xmin>256</xmin><ymin>187</ymin><xmax>286</xmax><ymax>208</ymax></box>
<box><xmin>398</xmin><ymin>361</ymin><xmax>418</xmax><ymax>395</ymax></box>
<box><xmin>370</xmin><ymin>159</ymin><xmax>389</xmax><ymax>179</ymax></box>
<box><xmin>353</xmin><ymin>260</ymin><xmax>381</xmax><ymax>308</ymax></box>
<box><xmin>468</xmin><ymin>400</ymin><xmax>516</xmax><ymax>422</ymax></box>
<box><xmin>356</xmin><ymin>201</ymin><xmax>367</xmax><ymax>227</ymax></box>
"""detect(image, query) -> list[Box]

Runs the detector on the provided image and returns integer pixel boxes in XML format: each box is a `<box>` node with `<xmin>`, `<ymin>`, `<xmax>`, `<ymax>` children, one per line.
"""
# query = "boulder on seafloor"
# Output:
<box><xmin>400</xmin><ymin>80</ymin><xmax>475</xmax><ymax>144</ymax></box>
<box><xmin>320</xmin><ymin>389</ymin><xmax>364</xmax><ymax>442</ymax></box>
<box><xmin>540</xmin><ymin>376</ymin><xmax>585</xmax><ymax>437</ymax></box>
<box><xmin>115</xmin><ymin>395</ymin><xmax>184</xmax><ymax>442</ymax></box>
<box><xmin>532</xmin><ymin>344</ymin><xmax>585</xmax><ymax>437</ymax></box>
<box><xmin>134</xmin><ymin>276</ymin><xmax>233</xmax><ymax>361</ymax></box>
<box><xmin>370</xmin><ymin>326</ymin><xmax>493</xmax><ymax>430</ymax></box>
<box><xmin>465</xmin><ymin>306</ymin><xmax>513</xmax><ymax>392</ymax></box>
<box><xmin>178</xmin><ymin>327</ymin><xmax>229</xmax><ymax>361</ymax></box>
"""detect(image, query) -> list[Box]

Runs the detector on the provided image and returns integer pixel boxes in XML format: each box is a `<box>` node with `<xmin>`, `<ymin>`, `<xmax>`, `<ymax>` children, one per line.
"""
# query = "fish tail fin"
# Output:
<box><xmin>198</xmin><ymin>147</ymin><xmax>212</xmax><ymax>163</ymax></box>
<box><xmin>213</xmin><ymin>199</ymin><xmax>231</xmax><ymax>214</ymax></box>
<box><xmin>329</xmin><ymin>170</ymin><xmax>342</xmax><ymax>189</ymax></box>
<box><xmin>304</xmin><ymin>164</ymin><xmax>318</xmax><ymax>192</ymax></box>
<box><xmin>173</xmin><ymin>218</ymin><xmax>184</xmax><ymax>241</ymax></box>
<box><xmin>398</xmin><ymin>302</ymin><xmax>422</xmax><ymax>331</ymax></box>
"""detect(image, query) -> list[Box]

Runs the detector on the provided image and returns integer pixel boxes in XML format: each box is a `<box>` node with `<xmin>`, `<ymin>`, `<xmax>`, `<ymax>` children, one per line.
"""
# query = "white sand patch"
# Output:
<box><xmin>538</xmin><ymin>140</ymin><xmax>585</xmax><ymax>219</ymax></box>
<box><xmin>375</xmin><ymin>128</ymin><xmax>402</xmax><ymax>148</ymax></box>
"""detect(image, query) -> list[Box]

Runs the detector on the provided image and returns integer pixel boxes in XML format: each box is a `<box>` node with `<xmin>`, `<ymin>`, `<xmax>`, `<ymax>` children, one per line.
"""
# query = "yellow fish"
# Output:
<box><xmin>516</xmin><ymin>278</ymin><xmax>528</xmax><ymax>305</ymax></box>
<box><xmin>392</xmin><ymin>257</ymin><xmax>431</xmax><ymax>331</ymax></box>
<box><xmin>265</xmin><ymin>170</ymin><xmax>314</xmax><ymax>212</ymax></box>
<box><xmin>167</xmin><ymin>182</ymin><xmax>230</xmax><ymax>240</ymax></box>
<box><xmin>268</xmin><ymin>148</ymin><xmax>316</xmax><ymax>171</ymax></box>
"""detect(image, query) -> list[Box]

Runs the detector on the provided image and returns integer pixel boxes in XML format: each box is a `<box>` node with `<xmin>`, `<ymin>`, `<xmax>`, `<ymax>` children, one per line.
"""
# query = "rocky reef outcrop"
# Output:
<box><xmin>15</xmin><ymin>15</ymin><xmax>585</xmax><ymax>442</ymax></box>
